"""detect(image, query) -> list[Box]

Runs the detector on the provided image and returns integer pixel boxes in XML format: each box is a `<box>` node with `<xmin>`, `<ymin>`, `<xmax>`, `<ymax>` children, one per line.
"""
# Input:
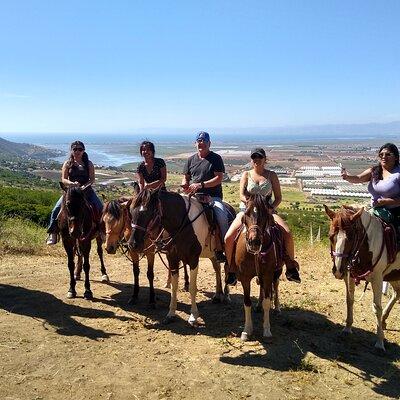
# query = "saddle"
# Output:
<box><xmin>379</xmin><ymin>219</ymin><xmax>397</xmax><ymax>264</ymax></box>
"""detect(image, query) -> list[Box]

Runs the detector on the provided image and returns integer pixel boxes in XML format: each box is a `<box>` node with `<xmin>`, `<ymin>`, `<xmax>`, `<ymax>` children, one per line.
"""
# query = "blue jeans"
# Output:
<box><xmin>211</xmin><ymin>197</ymin><xmax>229</xmax><ymax>239</ymax></box>
<box><xmin>47</xmin><ymin>190</ymin><xmax>103</xmax><ymax>232</ymax></box>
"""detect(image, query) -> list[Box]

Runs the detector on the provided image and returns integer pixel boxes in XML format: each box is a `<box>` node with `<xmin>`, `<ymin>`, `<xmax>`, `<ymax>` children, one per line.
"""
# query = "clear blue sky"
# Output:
<box><xmin>1</xmin><ymin>0</ymin><xmax>399</xmax><ymax>133</ymax></box>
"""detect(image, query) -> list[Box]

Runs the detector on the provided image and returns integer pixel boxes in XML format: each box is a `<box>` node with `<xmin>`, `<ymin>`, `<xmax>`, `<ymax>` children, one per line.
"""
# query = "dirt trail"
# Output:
<box><xmin>0</xmin><ymin>245</ymin><xmax>399</xmax><ymax>400</ymax></box>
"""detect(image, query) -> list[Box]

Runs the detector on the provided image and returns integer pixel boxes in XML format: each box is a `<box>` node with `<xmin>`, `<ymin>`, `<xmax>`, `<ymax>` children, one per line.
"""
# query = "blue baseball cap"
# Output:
<box><xmin>195</xmin><ymin>131</ymin><xmax>210</xmax><ymax>142</ymax></box>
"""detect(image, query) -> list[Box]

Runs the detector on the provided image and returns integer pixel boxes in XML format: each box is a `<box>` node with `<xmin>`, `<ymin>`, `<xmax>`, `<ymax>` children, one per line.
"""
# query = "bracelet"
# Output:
<box><xmin>201</xmin><ymin>181</ymin><xmax>205</xmax><ymax>189</ymax></box>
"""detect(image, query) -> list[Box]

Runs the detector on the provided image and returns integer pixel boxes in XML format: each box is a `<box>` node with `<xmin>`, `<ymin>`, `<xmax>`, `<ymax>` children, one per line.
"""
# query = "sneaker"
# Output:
<box><xmin>226</xmin><ymin>272</ymin><xmax>237</xmax><ymax>286</ymax></box>
<box><xmin>46</xmin><ymin>233</ymin><xmax>58</xmax><ymax>245</ymax></box>
<box><xmin>214</xmin><ymin>250</ymin><xmax>227</xmax><ymax>263</ymax></box>
<box><xmin>286</xmin><ymin>268</ymin><xmax>301</xmax><ymax>283</ymax></box>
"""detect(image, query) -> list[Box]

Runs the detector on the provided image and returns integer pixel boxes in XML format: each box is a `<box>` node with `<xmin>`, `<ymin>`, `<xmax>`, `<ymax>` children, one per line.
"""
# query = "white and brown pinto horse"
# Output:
<box><xmin>129</xmin><ymin>189</ymin><xmax>233</xmax><ymax>325</ymax></box>
<box><xmin>325</xmin><ymin>205</ymin><xmax>400</xmax><ymax>351</ymax></box>
<box><xmin>235</xmin><ymin>194</ymin><xmax>283</xmax><ymax>341</ymax></box>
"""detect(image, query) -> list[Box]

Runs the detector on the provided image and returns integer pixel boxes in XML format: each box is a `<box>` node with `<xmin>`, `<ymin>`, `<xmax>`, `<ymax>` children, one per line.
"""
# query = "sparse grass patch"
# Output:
<box><xmin>0</xmin><ymin>217</ymin><xmax>50</xmax><ymax>256</ymax></box>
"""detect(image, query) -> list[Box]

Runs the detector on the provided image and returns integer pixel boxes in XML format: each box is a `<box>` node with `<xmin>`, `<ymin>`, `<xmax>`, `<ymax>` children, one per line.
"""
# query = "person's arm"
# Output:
<box><xmin>269</xmin><ymin>171</ymin><xmax>282</xmax><ymax>210</ymax></box>
<box><xmin>61</xmin><ymin>161</ymin><xmax>79</xmax><ymax>186</ymax></box>
<box><xmin>375</xmin><ymin>197</ymin><xmax>400</xmax><ymax>207</ymax></box>
<box><xmin>144</xmin><ymin>166</ymin><xmax>167</xmax><ymax>189</ymax></box>
<box><xmin>137</xmin><ymin>172</ymin><xmax>145</xmax><ymax>191</ymax></box>
<box><xmin>342</xmin><ymin>167</ymin><xmax>372</xmax><ymax>183</ymax></box>
<box><xmin>81</xmin><ymin>162</ymin><xmax>95</xmax><ymax>189</ymax></box>
<box><xmin>239</xmin><ymin>171</ymin><xmax>249</xmax><ymax>203</ymax></box>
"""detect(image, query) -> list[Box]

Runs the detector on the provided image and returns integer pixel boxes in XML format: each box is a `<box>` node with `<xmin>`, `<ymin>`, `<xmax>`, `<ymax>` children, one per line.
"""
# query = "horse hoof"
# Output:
<box><xmin>374</xmin><ymin>342</ymin><xmax>386</xmax><ymax>354</ymax></box>
<box><xmin>67</xmin><ymin>291</ymin><xmax>76</xmax><ymax>299</ymax></box>
<box><xmin>240</xmin><ymin>332</ymin><xmax>250</xmax><ymax>341</ymax></box>
<box><xmin>188</xmin><ymin>314</ymin><xmax>198</xmax><ymax>326</ymax></box>
<box><xmin>162</xmin><ymin>315</ymin><xmax>176</xmax><ymax>325</ymax></box>
<box><xmin>341</xmin><ymin>327</ymin><xmax>353</xmax><ymax>336</ymax></box>
<box><xmin>262</xmin><ymin>332</ymin><xmax>273</xmax><ymax>343</ymax></box>
<box><xmin>74</xmin><ymin>275</ymin><xmax>81</xmax><ymax>281</ymax></box>
<box><xmin>101</xmin><ymin>274</ymin><xmax>110</xmax><ymax>283</ymax></box>
<box><xmin>84</xmin><ymin>291</ymin><xmax>93</xmax><ymax>300</ymax></box>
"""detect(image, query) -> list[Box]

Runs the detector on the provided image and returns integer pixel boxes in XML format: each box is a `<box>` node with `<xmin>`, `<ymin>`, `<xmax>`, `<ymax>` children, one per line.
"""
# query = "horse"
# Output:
<box><xmin>58</xmin><ymin>184</ymin><xmax>106</xmax><ymax>299</ymax></box>
<box><xmin>129</xmin><ymin>188</ymin><xmax>234</xmax><ymax>325</ymax></box>
<box><xmin>324</xmin><ymin>204</ymin><xmax>400</xmax><ymax>351</ymax></box>
<box><xmin>102</xmin><ymin>195</ymin><xmax>189</xmax><ymax>304</ymax></box>
<box><xmin>234</xmin><ymin>194</ymin><xmax>283</xmax><ymax>341</ymax></box>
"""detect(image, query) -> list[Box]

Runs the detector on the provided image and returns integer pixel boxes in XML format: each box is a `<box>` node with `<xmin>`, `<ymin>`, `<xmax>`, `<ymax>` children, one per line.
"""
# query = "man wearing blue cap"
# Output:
<box><xmin>182</xmin><ymin>131</ymin><xmax>229</xmax><ymax>262</ymax></box>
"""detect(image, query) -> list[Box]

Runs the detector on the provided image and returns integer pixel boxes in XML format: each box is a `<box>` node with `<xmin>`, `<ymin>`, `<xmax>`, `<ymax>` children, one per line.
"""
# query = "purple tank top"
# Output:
<box><xmin>368</xmin><ymin>165</ymin><xmax>400</xmax><ymax>208</ymax></box>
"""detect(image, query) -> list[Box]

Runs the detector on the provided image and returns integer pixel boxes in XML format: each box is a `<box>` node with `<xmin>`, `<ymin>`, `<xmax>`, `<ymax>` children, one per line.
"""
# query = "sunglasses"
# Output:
<box><xmin>379</xmin><ymin>152</ymin><xmax>394</xmax><ymax>158</ymax></box>
<box><xmin>72</xmin><ymin>148</ymin><xmax>84</xmax><ymax>152</ymax></box>
<box><xmin>196</xmin><ymin>139</ymin><xmax>209</xmax><ymax>143</ymax></box>
<box><xmin>251</xmin><ymin>155</ymin><xmax>264</xmax><ymax>160</ymax></box>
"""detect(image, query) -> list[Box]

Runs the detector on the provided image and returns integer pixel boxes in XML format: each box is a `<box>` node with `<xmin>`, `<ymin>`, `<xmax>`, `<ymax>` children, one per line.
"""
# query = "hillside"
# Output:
<box><xmin>0</xmin><ymin>137</ymin><xmax>63</xmax><ymax>160</ymax></box>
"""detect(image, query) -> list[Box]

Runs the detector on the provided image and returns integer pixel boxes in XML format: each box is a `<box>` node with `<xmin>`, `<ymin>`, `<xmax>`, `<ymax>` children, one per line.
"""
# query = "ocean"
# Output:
<box><xmin>3</xmin><ymin>131</ymin><xmax>399</xmax><ymax>168</ymax></box>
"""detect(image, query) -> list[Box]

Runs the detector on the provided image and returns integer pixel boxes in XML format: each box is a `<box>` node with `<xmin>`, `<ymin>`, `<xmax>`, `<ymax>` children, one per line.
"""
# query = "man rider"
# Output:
<box><xmin>182</xmin><ymin>131</ymin><xmax>229</xmax><ymax>262</ymax></box>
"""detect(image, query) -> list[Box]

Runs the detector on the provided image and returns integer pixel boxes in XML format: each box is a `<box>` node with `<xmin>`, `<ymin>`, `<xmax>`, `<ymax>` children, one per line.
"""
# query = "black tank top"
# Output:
<box><xmin>69</xmin><ymin>163</ymin><xmax>89</xmax><ymax>185</ymax></box>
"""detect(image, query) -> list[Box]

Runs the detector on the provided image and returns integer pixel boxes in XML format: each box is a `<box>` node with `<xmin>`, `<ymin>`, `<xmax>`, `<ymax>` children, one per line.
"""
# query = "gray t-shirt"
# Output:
<box><xmin>183</xmin><ymin>151</ymin><xmax>225</xmax><ymax>199</ymax></box>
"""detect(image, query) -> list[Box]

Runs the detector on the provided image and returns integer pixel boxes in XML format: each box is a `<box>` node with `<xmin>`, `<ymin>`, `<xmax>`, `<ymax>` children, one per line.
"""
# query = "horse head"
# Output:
<box><xmin>324</xmin><ymin>204</ymin><xmax>365</xmax><ymax>279</ymax></box>
<box><xmin>129</xmin><ymin>188</ymin><xmax>161</xmax><ymax>252</ymax></box>
<box><xmin>243</xmin><ymin>194</ymin><xmax>274</xmax><ymax>255</ymax></box>
<box><xmin>102</xmin><ymin>199</ymin><xmax>130</xmax><ymax>254</ymax></box>
<box><xmin>61</xmin><ymin>183</ymin><xmax>90</xmax><ymax>239</ymax></box>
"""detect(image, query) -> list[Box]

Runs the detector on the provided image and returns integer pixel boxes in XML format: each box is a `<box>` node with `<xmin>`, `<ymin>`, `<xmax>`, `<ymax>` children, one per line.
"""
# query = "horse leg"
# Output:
<box><xmin>273</xmin><ymin>278</ymin><xmax>281</xmax><ymax>314</ymax></box>
<box><xmin>342</xmin><ymin>274</ymin><xmax>355</xmax><ymax>334</ymax></box>
<box><xmin>74</xmin><ymin>254</ymin><xmax>82</xmax><ymax>281</ymax></box>
<box><xmin>83</xmin><ymin>242</ymin><xmax>93</xmax><ymax>300</ymax></box>
<box><xmin>382</xmin><ymin>282</ymin><xmax>400</xmax><ymax>330</ymax></box>
<box><xmin>147</xmin><ymin>253</ymin><xmax>155</xmax><ymax>307</ymax></box>
<box><xmin>65</xmin><ymin>242</ymin><xmax>77</xmax><ymax>298</ymax></box>
<box><xmin>255</xmin><ymin>286</ymin><xmax>264</xmax><ymax>313</ymax></box>
<box><xmin>371</xmin><ymin>278</ymin><xmax>385</xmax><ymax>351</ymax></box>
<box><xmin>240</xmin><ymin>278</ymin><xmax>252</xmax><ymax>341</ymax></box>
<box><xmin>165</xmin><ymin>271</ymin><xmax>171</xmax><ymax>289</ymax></box>
<box><xmin>188</xmin><ymin>266</ymin><xmax>200</xmax><ymax>326</ymax></box>
<box><xmin>128</xmin><ymin>252</ymin><xmax>140</xmax><ymax>305</ymax></box>
<box><xmin>96</xmin><ymin>236</ymin><xmax>109</xmax><ymax>283</ymax></box>
<box><xmin>183</xmin><ymin>263</ymin><xmax>189</xmax><ymax>292</ymax></box>
<box><xmin>262</xmin><ymin>277</ymin><xmax>273</xmax><ymax>341</ymax></box>
<box><xmin>211</xmin><ymin>257</ymin><xmax>225</xmax><ymax>303</ymax></box>
<box><xmin>165</xmin><ymin>269</ymin><xmax>179</xmax><ymax>322</ymax></box>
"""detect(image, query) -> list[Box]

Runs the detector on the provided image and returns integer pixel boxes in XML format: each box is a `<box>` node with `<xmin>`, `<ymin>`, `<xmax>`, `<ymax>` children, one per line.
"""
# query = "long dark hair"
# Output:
<box><xmin>371</xmin><ymin>143</ymin><xmax>399</xmax><ymax>182</ymax></box>
<box><xmin>67</xmin><ymin>140</ymin><xmax>90</xmax><ymax>173</ymax></box>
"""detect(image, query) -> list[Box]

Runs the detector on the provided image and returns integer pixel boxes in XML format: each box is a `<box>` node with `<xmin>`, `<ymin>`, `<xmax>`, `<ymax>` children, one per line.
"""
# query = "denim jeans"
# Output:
<box><xmin>47</xmin><ymin>189</ymin><xmax>103</xmax><ymax>232</ymax></box>
<box><xmin>211</xmin><ymin>197</ymin><xmax>229</xmax><ymax>239</ymax></box>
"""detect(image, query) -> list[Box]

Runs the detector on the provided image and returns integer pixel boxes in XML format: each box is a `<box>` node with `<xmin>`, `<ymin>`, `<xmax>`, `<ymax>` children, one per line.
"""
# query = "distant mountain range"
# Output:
<box><xmin>0</xmin><ymin>137</ymin><xmax>63</xmax><ymax>160</ymax></box>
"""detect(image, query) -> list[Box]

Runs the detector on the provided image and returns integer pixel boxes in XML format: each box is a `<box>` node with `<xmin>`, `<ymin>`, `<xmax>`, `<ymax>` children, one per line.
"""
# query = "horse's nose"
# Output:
<box><xmin>106</xmin><ymin>245</ymin><xmax>116</xmax><ymax>254</ymax></box>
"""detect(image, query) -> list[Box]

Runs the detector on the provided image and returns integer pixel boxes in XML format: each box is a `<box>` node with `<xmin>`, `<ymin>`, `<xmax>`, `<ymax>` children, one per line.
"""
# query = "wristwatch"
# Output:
<box><xmin>201</xmin><ymin>181</ymin><xmax>205</xmax><ymax>189</ymax></box>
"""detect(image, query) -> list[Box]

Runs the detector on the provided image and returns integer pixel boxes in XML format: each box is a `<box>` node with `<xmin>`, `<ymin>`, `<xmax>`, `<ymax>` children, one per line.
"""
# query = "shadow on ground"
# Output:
<box><xmin>0</xmin><ymin>284</ymin><xmax>130</xmax><ymax>340</ymax></box>
<box><xmin>106</xmin><ymin>281</ymin><xmax>400</xmax><ymax>399</ymax></box>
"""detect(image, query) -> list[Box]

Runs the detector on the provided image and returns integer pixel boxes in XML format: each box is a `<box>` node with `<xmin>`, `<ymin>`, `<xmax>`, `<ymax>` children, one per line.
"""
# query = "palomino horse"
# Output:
<box><xmin>235</xmin><ymin>194</ymin><xmax>283</xmax><ymax>341</ymax></box>
<box><xmin>129</xmin><ymin>189</ymin><xmax>234</xmax><ymax>325</ymax></box>
<box><xmin>59</xmin><ymin>184</ymin><xmax>106</xmax><ymax>299</ymax></box>
<box><xmin>325</xmin><ymin>205</ymin><xmax>400</xmax><ymax>351</ymax></box>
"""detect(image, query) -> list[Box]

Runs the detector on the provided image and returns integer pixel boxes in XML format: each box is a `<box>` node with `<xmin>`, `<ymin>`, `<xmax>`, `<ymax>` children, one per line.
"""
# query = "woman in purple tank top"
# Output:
<box><xmin>342</xmin><ymin>143</ymin><xmax>400</xmax><ymax>220</ymax></box>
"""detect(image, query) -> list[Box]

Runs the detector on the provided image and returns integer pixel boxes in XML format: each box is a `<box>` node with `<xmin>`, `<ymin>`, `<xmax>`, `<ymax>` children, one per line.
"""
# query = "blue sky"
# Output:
<box><xmin>1</xmin><ymin>0</ymin><xmax>399</xmax><ymax>134</ymax></box>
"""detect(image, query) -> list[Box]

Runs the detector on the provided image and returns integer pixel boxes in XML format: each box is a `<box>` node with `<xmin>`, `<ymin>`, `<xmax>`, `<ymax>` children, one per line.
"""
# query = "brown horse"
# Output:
<box><xmin>58</xmin><ymin>184</ymin><xmax>106</xmax><ymax>299</ymax></box>
<box><xmin>102</xmin><ymin>193</ymin><xmax>189</xmax><ymax>305</ymax></box>
<box><xmin>234</xmin><ymin>194</ymin><xmax>283</xmax><ymax>341</ymax></box>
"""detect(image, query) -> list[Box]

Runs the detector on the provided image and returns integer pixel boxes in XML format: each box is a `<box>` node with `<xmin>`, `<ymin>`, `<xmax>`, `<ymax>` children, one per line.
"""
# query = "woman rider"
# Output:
<box><xmin>342</xmin><ymin>142</ymin><xmax>400</xmax><ymax>225</ymax></box>
<box><xmin>46</xmin><ymin>141</ymin><xmax>103</xmax><ymax>245</ymax></box>
<box><xmin>224</xmin><ymin>148</ymin><xmax>301</xmax><ymax>284</ymax></box>
<box><xmin>136</xmin><ymin>141</ymin><xmax>167</xmax><ymax>190</ymax></box>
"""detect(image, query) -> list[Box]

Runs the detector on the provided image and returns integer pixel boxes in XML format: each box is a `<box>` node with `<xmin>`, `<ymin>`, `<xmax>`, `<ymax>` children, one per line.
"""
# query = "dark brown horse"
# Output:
<box><xmin>59</xmin><ymin>184</ymin><xmax>106</xmax><ymax>299</ymax></box>
<box><xmin>234</xmin><ymin>194</ymin><xmax>283</xmax><ymax>341</ymax></box>
<box><xmin>129</xmin><ymin>189</ymin><xmax>233</xmax><ymax>325</ymax></box>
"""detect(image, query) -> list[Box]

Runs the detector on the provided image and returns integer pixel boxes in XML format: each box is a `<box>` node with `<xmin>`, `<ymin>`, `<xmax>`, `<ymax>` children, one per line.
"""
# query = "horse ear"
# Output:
<box><xmin>101</xmin><ymin>193</ymin><xmax>107</xmax><ymax>201</ymax></box>
<box><xmin>324</xmin><ymin>204</ymin><xmax>336</xmax><ymax>220</ymax></box>
<box><xmin>350</xmin><ymin>207</ymin><xmax>364</xmax><ymax>221</ymax></box>
<box><xmin>60</xmin><ymin>182</ymin><xmax>67</xmax><ymax>192</ymax></box>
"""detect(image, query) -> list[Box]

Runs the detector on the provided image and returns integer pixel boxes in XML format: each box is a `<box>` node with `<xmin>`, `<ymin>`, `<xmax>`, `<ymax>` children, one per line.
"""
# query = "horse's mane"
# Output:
<box><xmin>133</xmin><ymin>188</ymin><xmax>153</xmax><ymax>209</ymax></box>
<box><xmin>245</xmin><ymin>194</ymin><xmax>271</xmax><ymax>223</ymax></box>
<box><xmin>104</xmin><ymin>199</ymin><xmax>122</xmax><ymax>220</ymax></box>
<box><xmin>336</xmin><ymin>205</ymin><xmax>361</xmax><ymax>228</ymax></box>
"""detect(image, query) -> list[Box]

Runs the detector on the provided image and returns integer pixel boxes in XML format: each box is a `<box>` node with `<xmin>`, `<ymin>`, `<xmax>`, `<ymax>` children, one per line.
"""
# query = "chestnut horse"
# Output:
<box><xmin>58</xmin><ymin>184</ymin><xmax>106</xmax><ymax>299</ymax></box>
<box><xmin>129</xmin><ymin>189</ymin><xmax>234</xmax><ymax>325</ymax></box>
<box><xmin>325</xmin><ymin>205</ymin><xmax>400</xmax><ymax>351</ymax></box>
<box><xmin>235</xmin><ymin>194</ymin><xmax>283</xmax><ymax>341</ymax></box>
